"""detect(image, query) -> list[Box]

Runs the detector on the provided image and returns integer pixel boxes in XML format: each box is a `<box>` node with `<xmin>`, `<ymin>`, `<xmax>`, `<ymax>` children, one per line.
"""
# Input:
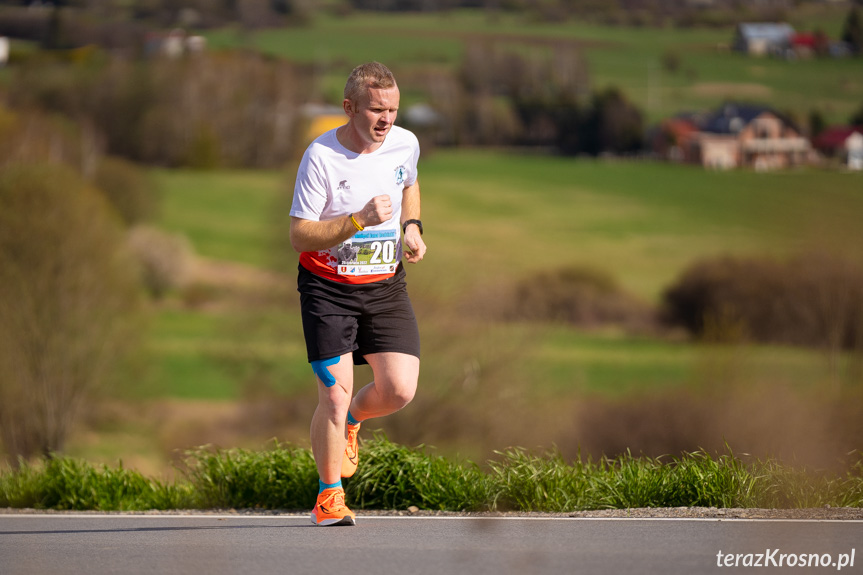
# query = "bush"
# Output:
<box><xmin>93</xmin><ymin>156</ymin><xmax>159</xmax><ymax>226</ymax></box>
<box><xmin>8</xmin><ymin>52</ymin><xmax>311</xmax><ymax>168</ymax></box>
<box><xmin>489</xmin><ymin>447</ymin><xmax>592</xmax><ymax>512</ymax></box>
<box><xmin>453</xmin><ymin>40</ymin><xmax>590</xmax><ymax>148</ymax></box>
<box><xmin>0</xmin><ymin>457</ymin><xmax>192</xmax><ymax>511</ymax></box>
<box><xmin>510</xmin><ymin>265</ymin><xmax>655</xmax><ymax>331</ymax></box>
<box><xmin>4</xmin><ymin>441</ymin><xmax>863</xmax><ymax>512</ymax></box>
<box><xmin>0</xmin><ymin>105</ymin><xmax>91</xmax><ymax>171</ymax></box>
<box><xmin>0</xmin><ymin>164</ymin><xmax>144</xmax><ymax>461</ymax></box>
<box><xmin>662</xmin><ymin>253</ymin><xmax>863</xmax><ymax>349</ymax></box>
<box><xmin>127</xmin><ymin>225</ymin><xmax>194</xmax><ymax>299</ymax></box>
<box><xmin>181</xmin><ymin>442</ymin><xmax>319</xmax><ymax>510</ymax></box>
<box><xmin>347</xmin><ymin>434</ymin><xmax>492</xmax><ymax>511</ymax></box>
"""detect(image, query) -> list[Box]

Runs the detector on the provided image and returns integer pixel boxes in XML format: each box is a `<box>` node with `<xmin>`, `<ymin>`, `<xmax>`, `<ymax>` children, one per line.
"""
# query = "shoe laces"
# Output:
<box><xmin>321</xmin><ymin>488</ymin><xmax>347</xmax><ymax>510</ymax></box>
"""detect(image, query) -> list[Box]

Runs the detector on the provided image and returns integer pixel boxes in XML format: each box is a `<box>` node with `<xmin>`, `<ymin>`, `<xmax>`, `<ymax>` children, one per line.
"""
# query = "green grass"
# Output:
<box><xmin>137</xmin><ymin>309</ymin><xmax>242</xmax><ymax>400</ymax></box>
<box><xmin>153</xmin><ymin>169</ymin><xmax>287</xmax><ymax>267</ymax></box>
<box><xmin>148</xmin><ymin>154</ymin><xmax>863</xmax><ymax>403</ymax></box>
<box><xmin>347</xmin><ymin>435</ymin><xmax>491</xmax><ymax>511</ymax></box>
<box><xmin>134</xmin><ymin>307</ymin><xmax>310</xmax><ymax>401</ymax></box>
<box><xmin>521</xmin><ymin>327</ymin><xmax>853</xmax><ymax>397</ymax></box>
<box><xmin>182</xmin><ymin>441</ymin><xmax>319</xmax><ymax>510</ymax></box>
<box><xmin>202</xmin><ymin>8</ymin><xmax>863</xmax><ymax>123</ymax></box>
<box><xmin>416</xmin><ymin>151</ymin><xmax>863</xmax><ymax>302</ymax></box>
<box><xmin>0</xmin><ymin>457</ymin><xmax>193</xmax><ymax>511</ymax></box>
<box><xmin>3</xmin><ymin>437</ymin><xmax>862</xmax><ymax>511</ymax></box>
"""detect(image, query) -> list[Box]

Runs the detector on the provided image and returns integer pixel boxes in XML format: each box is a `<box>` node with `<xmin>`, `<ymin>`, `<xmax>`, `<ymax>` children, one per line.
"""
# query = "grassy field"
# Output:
<box><xmin>3</xmin><ymin>8</ymin><xmax>862</xmax><ymax>479</ymax></box>
<box><xmin>521</xmin><ymin>327</ymin><xmax>848</xmax><ymax>398</ymax></box>
<box><xmin>145</xmin><ymin>152</ymin><xmax>863</xmax><ymax>398</ymax></box>
<box><xmin>48</xmin><ymin>151</ymin><xmax>862</xmax><ymax>473</ymax></box>
<box><xmin>153</xmin><ymin>169</ymin><xmax>289</xmax><ymax>268</ymax></box>
<box><xmin>417</xmin><ymin>151</ymin><xmax>863</xmax><ymax>300</ymax></box>
<box><xmin>202</xmin><ymin>8</ymin><xmax>863</xmax><ymax>123</ymax></box>
<box><xmin>152</xmin><ymin>151</ymin><xmax>863</xmax><ymax>301</ymax></box>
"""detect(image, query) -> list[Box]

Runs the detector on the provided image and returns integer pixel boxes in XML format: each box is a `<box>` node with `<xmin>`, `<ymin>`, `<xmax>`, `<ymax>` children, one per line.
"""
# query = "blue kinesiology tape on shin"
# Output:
<box><xmin>311</xmin><ymin>356</ymin><xmax>340</xmax><ymax>388</ymax></box>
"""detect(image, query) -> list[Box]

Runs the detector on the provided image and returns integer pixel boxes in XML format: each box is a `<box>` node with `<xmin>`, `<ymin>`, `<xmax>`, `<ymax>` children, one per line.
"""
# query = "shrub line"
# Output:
<box><xmin>2</xmin><ymin>435</ymin><xmax>861</xmax><ymax>512</ymax></box>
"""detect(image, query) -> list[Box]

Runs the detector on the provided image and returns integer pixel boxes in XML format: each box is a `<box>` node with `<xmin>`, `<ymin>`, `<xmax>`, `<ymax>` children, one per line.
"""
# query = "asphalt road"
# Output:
<box><xmin>1</xmin><ymin>514</ymin><xmax>861</xmax><ymax>575</ymax></box>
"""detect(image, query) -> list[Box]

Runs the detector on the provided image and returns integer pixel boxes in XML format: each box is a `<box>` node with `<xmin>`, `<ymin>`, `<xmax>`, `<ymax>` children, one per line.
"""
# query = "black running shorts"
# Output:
<box><xmin>297</xmin><ymin>264</ymin><xmax>421</xmax><ymax>365</ymax></box>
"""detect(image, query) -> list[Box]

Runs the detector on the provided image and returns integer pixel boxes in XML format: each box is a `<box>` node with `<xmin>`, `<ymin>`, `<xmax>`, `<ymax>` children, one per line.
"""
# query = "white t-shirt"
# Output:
<box><xmin>290</xmin><ymin>126</ymin><xmax>420</xmax><ymax>284</ymax></box>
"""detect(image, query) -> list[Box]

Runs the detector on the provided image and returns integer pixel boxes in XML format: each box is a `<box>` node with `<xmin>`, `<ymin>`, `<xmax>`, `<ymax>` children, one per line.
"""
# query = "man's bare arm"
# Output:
<box><xmin>289</xmin><ymin>194</ymin><xmax>394</xmax><ymax>253</ymax></box>
<box><xmin>401</xmin><ymin>179</ymin><xmax>421</xmax><ymax>225</ymax></box>
<box><xmin>401</xmin><ymin>179</ymin><xmax>426</xmax><ymax>263</ymax></box>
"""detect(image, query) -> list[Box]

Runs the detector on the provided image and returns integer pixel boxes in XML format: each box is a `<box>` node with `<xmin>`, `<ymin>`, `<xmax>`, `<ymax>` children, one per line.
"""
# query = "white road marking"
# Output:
<box><xmin>1</xmin><ymin>513</ymin><xmax>861</xmax><ymax>523</ymax></box>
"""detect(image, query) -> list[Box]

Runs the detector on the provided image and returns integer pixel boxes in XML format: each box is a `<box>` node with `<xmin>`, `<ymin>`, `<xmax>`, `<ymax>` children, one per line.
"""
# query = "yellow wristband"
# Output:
<box><xmin>350</xmin><ymin>214</ymin><xmax>364</xmax><ymax>231</ymax></box>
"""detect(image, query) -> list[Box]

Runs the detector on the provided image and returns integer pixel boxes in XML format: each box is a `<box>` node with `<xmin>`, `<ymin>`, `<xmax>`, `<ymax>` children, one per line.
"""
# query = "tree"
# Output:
<box><xmin>842</xmin><ymin>6</ymin><xmax>862</xmax><ymax>55</ymax></box>
<box><xmin>0</xmin><ymin>164</ymin><xmax>144</xmax><ymax>463</ymax></box>
<box><xmin>42</xmin><ymin>6</ymin><xmax>68</xmax><ymax>50</ymax></box>
<box><xmin>850</xmin><ymin>102</ymin><xmax>863</xmax><ymax>126</ymax></box>
<box><xmin>579</xmin><ymin>87</ymin><xmax>644</xmax><ymax>156</ymax></box>
<box><xmin>808</xmin><ymin>109</ymin><xmax>827</xmax><ymax>139</ymax></box>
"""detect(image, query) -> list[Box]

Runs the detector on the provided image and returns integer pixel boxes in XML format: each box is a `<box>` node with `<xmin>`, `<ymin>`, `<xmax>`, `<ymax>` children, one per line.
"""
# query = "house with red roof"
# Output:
<box><xmin>813</xmin><ymin>126</ymin><xmax>863</xmax><ymax>170</ymax></box>
<box><xmin>651</xmin><ymin>114</ymin><xmax>702</xmax><ymax>164</ymax></box>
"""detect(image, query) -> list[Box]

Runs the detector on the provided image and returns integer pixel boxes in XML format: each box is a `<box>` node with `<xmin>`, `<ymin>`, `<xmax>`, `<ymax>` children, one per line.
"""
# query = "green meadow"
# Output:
<box><xmin>35</xmin><ymin>150</ymin><xmax>855</xmax><ymax>474</ymax></box>
<box><xmin>47</xmin><ymin>4</ymin><xmax>863</xmax><ymax>470</ymax></box>
<box><xmin>154</xmin><ymin>169</ymin><xmax>288</xmax><ymax>268</ymax></box>
<box><xmin>141</xmin><ymin>152</ymin><xmax>863</xmax><ymax>408</ymax></box>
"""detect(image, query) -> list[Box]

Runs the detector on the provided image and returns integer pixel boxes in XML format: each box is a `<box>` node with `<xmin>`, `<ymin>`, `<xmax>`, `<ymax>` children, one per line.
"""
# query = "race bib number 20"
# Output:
<box><xmin>336</xmin><ymin>229</ymin><xmax>400</xmax><ymax>277</ymax></box>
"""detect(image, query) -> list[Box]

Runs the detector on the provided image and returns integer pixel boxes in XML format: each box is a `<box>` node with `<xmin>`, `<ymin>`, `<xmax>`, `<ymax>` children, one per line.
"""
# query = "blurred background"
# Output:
<box><xmin>1</xmin><ymin>0</ymin><xmax>863</xmax><ymax>479</ymax></box>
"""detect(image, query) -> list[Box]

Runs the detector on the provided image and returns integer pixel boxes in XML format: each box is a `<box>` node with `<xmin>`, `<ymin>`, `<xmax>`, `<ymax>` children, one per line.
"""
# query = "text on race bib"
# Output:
<box><xmin>337</xmin><ymin>229</ymin><xmax>400</xmax><ymax>277</ymax></box>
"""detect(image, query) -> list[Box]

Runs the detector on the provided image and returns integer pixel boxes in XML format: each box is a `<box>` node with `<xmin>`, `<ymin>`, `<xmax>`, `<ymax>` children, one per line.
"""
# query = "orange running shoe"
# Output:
<box><xmin>341</xmin><ymin>422</ymin><xmax>361</xmax><ymax>478</ymax></box>
<box><xmin>311</xmin><ymin>487</ymin><xmax>356</xmax><ymax>526</ymax></box>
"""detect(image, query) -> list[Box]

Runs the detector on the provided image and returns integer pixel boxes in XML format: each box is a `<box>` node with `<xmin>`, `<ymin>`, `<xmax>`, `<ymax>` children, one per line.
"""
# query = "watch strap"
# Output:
<box><xmin>402</xmin><ymin>219</ymin><xmax>423</xmax><ymax>235</ymax></box>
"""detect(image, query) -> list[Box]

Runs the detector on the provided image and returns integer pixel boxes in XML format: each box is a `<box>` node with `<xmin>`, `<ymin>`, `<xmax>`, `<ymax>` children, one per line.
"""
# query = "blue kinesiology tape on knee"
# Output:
<box><xmin>311</xmin><ymin>356</ymin><xmax>340</xmax><ymax>388</ymax></box>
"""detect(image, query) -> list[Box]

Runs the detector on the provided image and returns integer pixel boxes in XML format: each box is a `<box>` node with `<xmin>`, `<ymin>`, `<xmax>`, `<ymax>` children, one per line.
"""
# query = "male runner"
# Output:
<box><xmin>289</xmin><ymin>62</ymin><xmax>427</xmax><ymax>526</ymax></box>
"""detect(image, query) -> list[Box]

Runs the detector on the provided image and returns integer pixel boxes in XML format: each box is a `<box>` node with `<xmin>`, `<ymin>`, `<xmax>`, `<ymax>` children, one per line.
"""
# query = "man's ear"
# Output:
<box><xmin>343</xmin><ymin>98</ymin><xmax>354</xmax><ymax>117</ymax></box>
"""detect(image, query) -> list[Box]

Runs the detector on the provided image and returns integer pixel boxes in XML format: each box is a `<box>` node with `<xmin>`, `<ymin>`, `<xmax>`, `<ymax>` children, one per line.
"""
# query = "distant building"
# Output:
<box><xmin>733</xmin><ymin>22</ymin><xmax>795</xmax><ymax>56</ymax></box>
<box><xmin>654</xmin><ymin>103</ymin><xmax>818</xmax><ymax>171</ymax></box>
<box><xmin>813</xmin><ymin>126</ymin><xmax>863</xmax><ymax>170</ymax></box>
<box><xmin>651</xmin><ymin>113</ymin><xmax>703</xmax><ymax>164</ymax></box>
<box><xmin>144</xmin><ymin>29</ymin><xmax>206</xmax><ymax>59</ymax></box>
<box><xmin>0</xmin><ymin>37</ymin><xmax>8</xmax><ymax>67</ymax></box>
<box><xmin>850</xmin><ymin>133</ymin><xmax>863</xmax><ymax>171</ymax></box>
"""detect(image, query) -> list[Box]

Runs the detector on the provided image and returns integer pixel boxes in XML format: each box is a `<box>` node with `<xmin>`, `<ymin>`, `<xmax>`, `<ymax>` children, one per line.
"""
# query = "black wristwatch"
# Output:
<box><xmin>402</xmin><ymin>219</ymin><xmax>423</xmax><ymax>235</ymax></box>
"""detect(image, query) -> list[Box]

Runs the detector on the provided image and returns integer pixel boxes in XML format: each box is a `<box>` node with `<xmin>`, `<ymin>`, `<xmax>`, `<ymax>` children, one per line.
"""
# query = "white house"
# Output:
<box><xmin>733</xmin><ymin>23</ymin><xmax>795</xmax><ymax>56</ymax></box>
<box><xmin>846</xmin><ymin>132</ymin><xmax>863</xmax><ymax>171</ymax></box>
<box><xmin>0</xmin><ymin>37</ymin><xmax>9</xmax><ymax>67</ymax></box>
<box><xmin>813</xmin><ymin>126</ymin><xmax>863</xmax><ymax>171</ymax></box>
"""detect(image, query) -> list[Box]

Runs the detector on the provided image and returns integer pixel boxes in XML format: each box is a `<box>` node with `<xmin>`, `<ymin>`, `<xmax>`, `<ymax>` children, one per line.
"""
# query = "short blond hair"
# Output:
<box><xmin>344</xmin><ymin>62</ymin><xmax>397</xmax><ymax>103</ymax></box>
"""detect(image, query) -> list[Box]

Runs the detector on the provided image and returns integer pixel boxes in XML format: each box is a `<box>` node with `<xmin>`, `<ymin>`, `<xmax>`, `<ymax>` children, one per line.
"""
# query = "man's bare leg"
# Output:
<box><xmin>348</xmin><ymin>352</ymin><xmax>419</xmax><ymax>421</ymax></box>
<box><xmin>309</xmin><ymin>351</ymin><xmax>355</xmax><ymax>484</ymax></box>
